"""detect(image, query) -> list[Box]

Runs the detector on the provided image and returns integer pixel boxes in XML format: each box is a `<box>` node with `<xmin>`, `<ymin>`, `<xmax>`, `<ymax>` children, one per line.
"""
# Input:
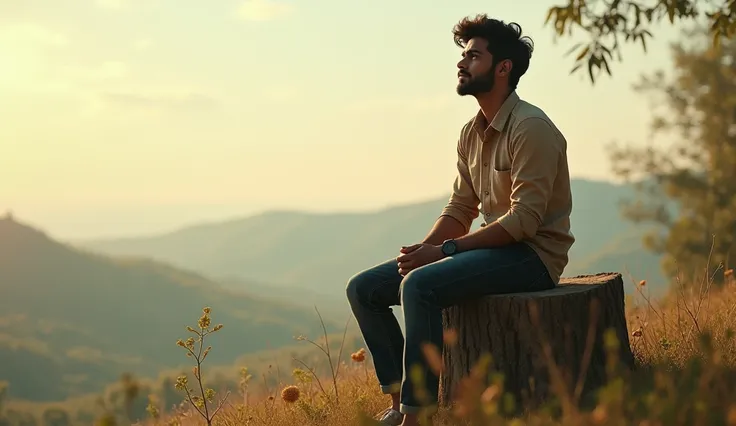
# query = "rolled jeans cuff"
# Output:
<box><xmin>380</xmin><ymin>382</ymin><xmax>401</xmax><ymax>394</ymax></box>
<box><xmin>400</xmin><ymin>403</ymin><xmax>438</xmax><ymax>415</ymax></box>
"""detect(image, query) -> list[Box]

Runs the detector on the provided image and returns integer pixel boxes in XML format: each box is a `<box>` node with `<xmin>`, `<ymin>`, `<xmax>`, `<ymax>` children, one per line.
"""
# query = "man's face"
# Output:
<box><xmin>456</xmin><ymin>37</ymin><xmax>495</xmax><ymax>96</ymax></box>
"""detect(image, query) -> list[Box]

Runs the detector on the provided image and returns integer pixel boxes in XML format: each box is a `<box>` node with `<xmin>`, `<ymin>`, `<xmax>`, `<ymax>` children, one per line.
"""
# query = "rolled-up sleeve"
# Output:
<box><xmin>497</xmin><ymin>117</ymin><xmax>563</xmax><ymax>241</ymax></box>
<box><xmin>440</xmin><ymin>137</ymin><xmax>479</xmax><ymax>232</ymax></box>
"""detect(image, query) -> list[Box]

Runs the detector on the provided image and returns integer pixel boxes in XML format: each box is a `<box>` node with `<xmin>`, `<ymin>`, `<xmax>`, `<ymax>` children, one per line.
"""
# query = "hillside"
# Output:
<box><xmin>80</xmin><ymin>179</ymin><xmax>671</xmax><ymax>305</ymax></box>
<box><xmin>0</xmin><ymin>215</ymin><xmax>340</xmax><ymax>402</ymax></box>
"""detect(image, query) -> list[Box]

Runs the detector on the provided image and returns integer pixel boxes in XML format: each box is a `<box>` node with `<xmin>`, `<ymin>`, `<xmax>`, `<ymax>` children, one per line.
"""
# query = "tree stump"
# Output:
<box><xmin>438</xmin><ymin>272</ymin><xmax>634</xmax><ymax>408</ymax></box>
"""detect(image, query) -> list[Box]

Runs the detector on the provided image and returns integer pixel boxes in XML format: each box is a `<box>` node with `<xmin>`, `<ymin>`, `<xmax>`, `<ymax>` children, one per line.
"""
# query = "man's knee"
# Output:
<box><xmin>346</xmin><ymin>260</ymin><xmax>401</xmax><ymax>308</ymax></box>
<box><xmin>346</xmin><ymin>269</ymin><xmax>377</xmax><ymax>306</ymax></box>
<box><xmin>399</xmin><ymin>267</ymin><xmax>433</xmax><ymax>304</ymax></box>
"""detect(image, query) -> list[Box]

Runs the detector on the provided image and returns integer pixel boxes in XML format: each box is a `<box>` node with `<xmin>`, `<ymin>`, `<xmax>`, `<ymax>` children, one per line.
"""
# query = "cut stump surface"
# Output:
<box><xmin>438</xmin><ymin>272</ymin><xmax>634</xmax><ymax>407</ymax></box>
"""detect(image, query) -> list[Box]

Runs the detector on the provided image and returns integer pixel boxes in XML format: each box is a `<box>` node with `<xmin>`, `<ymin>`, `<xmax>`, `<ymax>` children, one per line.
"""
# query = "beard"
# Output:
<box><xmin>456</xmin><ymin>70</ymin><xmax>495</xmax><ymax>96</ymax></box>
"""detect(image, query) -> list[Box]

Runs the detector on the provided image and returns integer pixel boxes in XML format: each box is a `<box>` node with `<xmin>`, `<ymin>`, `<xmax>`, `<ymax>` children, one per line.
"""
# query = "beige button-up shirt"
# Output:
<box><xmin>440</xmin><ymin>91</ymin><xmax>575</xmax><ymax>284</ymax></box>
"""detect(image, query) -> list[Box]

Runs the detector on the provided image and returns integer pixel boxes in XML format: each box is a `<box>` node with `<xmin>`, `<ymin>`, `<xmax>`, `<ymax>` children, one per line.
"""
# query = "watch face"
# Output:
<box><xmin>443</xmin><ymin>240</ymin><xmax>456</xmax><ymax>255</ymax></box>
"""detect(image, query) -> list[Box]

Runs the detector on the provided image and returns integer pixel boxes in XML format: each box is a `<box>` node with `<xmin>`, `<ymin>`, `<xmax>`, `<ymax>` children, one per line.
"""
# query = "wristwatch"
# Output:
<box><xmin>440</xmin><ymin>239</ymin><xmax>458</xmax><ymax>256</ymax></box>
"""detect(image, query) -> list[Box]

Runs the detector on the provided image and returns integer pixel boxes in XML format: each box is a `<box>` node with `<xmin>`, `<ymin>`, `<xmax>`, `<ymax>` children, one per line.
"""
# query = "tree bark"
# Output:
<box><xmin>438</xmin><ymin>272</ymin><xmax>634</xmax><ymax>408</ymax></box>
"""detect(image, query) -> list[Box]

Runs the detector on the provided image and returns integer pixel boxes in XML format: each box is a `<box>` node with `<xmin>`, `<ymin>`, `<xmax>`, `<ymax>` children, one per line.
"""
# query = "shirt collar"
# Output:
<box><xmin>471</xmin><ymin>90</ymin><xmax>520</xmax><ymax>137</ymax></box>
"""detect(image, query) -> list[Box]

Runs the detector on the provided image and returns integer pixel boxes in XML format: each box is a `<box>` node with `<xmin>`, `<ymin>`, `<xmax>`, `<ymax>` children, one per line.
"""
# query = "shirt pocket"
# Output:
<box><xmin>489</xmin><ymin>168</ymin><xmax>512</xmax><ymax>213</ymax></box>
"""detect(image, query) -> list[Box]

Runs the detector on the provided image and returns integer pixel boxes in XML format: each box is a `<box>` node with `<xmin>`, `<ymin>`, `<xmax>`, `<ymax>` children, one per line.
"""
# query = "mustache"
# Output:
<box><xmin>458</xmin><ymin>71</ymin><xmax>471</xmax><ymax>78</ymax></box>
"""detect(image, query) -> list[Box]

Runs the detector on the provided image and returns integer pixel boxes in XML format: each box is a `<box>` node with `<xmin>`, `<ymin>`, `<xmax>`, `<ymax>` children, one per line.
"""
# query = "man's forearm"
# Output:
<box><xmin>454</xmin><ymin>220</ymin><xmax>517</xmax><ymax>252</ymax></box>
<box><xmin>421</xmin><ymin>215</ymin><xmax>468</xmax><ymax>245</ymax></box>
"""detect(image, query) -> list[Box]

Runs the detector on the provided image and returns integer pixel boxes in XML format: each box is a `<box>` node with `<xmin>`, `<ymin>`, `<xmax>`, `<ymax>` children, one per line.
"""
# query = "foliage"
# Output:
<box><xmin>145</xmin><ymin>273</ymin><xmax>736</xmax><ymax>426</ymax></box>
<box><xmin>293</xmin><ymin>308</ymin><xmax>352</xmax><ymax>405</ymax></box>
<box><xmin>606</xmin><ymin>26</ymin><xmax>736</xmax><ymax>286</ymax></box>
<box><xmin>544</xmin><ymin>0</ymin><xmax>736</xmax><ymax>83</ymax></box>
<box><xmin>84</xmin><ymin>269</ymin><xmax>729</xmax><ymax>426</ymax></box>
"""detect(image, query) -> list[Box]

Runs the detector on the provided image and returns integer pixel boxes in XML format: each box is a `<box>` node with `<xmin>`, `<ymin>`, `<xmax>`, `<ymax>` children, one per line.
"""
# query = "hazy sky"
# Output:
<box><xmin>1</xmin><ymin>0</ymin><xmax>683</xmax><ymax>238</ymax></box>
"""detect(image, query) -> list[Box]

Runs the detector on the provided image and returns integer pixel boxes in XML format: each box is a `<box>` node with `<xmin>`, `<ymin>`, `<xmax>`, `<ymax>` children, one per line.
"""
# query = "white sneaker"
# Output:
<box><xmin>375</xmin><ymin>407</ymin><xmax>403</xmax><ymax>425</ymax></box>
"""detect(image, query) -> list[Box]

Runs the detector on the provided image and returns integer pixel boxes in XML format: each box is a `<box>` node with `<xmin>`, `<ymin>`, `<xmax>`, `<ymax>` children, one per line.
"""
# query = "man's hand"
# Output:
<box><xmin>396</xmin><ymin>243</ymin><xmax>444</xmax><ymax>276</ymax></box>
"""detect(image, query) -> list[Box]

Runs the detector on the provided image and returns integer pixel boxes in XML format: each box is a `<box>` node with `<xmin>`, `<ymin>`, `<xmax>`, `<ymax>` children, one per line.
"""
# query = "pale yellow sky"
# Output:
<box><xmin>1</xmin><ymin>0</ymin><xmax>683</xmax><ymax>238</ymax></box>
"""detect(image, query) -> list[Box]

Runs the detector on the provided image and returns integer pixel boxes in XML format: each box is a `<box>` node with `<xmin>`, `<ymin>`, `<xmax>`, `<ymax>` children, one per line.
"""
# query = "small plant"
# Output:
<box><xmin>293</xmin><ymin>307</ymin><xmax>351</xmax><ymax>404</ymax></box>
<box><xmin>146</xmin><ymin>394</ymin><xmax>160</xmax><ymax>422</ymax></box>
<box><xmin>174</xmin><ymin>307</ymin><xmax>230</xmax><ymax>426</ymax></box>
<box><xmin>238</xmin><ymin>367</ymin><xmax>253</xmax><ymax>406</ymax></box>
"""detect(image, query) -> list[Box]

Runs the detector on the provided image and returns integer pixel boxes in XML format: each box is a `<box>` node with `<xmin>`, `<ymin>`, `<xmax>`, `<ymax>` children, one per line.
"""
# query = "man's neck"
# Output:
<box><xmin>475</xmin><ymin>88</ymin><xmax>512</xmax><ymax>125</ymax></box>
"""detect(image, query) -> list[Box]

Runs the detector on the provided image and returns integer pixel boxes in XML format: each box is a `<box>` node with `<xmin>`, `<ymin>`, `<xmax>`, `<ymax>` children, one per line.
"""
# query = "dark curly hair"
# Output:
<box><xmin>452</xmin><ymin>15</ymin><xmax>534</xmax><ymax>89</ymax></box>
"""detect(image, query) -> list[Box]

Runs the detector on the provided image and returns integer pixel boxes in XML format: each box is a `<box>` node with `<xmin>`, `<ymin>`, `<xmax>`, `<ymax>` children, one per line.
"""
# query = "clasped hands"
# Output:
<box><xmin>396</xmin><ymin>243</ymin><xmax>444</xmax><ymax>276</ymax></box>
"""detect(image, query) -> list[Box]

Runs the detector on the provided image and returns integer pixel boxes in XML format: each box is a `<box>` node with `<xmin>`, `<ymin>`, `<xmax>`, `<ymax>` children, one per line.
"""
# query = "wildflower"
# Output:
<box><xmin>281</xmin><ymin>385</ymin><xmax>300</xmax><ymax>403</ymax></box>
<box><xmin>727</xmin><ymin>405</ymin><xmax>736</xmax><ymax>424</ymax></box>
<box><xmin>146</xmin><ymin>395</ymin><xmax>160</xmax><ymax>420</ymax></box>
<box><xmin>204</xmin><ymin>388</ymin><xmax>215</xmax><ymax>402</ymax></box>
<box><xmin>591</xmin><ymin>404</ymin><xmax>607</xmax><ymax>423</ymax></box>
<box><xmin>351</xmin><ymin>348</ymin><xmax>366</xmax><ymax>362</ymax></box>
<box><xmin>198</xmin><ymin>312</ymin><xmax>211</xmax><ymax>329</ymax></box>
<box><xmin>480</xmin><ymin>384</ymin><xmax>499</xmax><ymax>403</ymax></box>
<box><xmin>174</xmin><ymin>375</ymin><xmax>188</xmax><ymax>391</ymax></box>
<box><xmin>293</xmin><ymin>368</ymin><xmax>312</xmax><ymax>384</ymax></box>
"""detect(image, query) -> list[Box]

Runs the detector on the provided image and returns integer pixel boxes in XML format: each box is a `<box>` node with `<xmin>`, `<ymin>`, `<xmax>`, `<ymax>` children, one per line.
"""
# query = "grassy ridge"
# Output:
<box><xmin>9</xmin><ymin>269</ymin><xmax>728</xmax><ymax>426</ymax></box>
<box><xmin>170</xmin><ymin>274</ymin><xmax>735</xmax><ymax>426</ymax></box>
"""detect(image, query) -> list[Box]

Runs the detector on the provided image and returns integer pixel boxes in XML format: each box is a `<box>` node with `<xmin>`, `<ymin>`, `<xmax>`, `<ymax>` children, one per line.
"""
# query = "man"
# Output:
<box><xmin>345</xmin><ymin>14</ymin><xmax>575</xmax><ymax>426</ymax></box>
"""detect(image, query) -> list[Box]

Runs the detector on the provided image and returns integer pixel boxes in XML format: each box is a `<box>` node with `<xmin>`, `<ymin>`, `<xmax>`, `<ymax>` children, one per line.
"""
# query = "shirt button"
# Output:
<box><xmin>483</xmin><ymin>163</ymin><xmax>488</xmax><ymax>167</ymax></box>
<box><xmin>485</xmin><ymin>191</ymin><xmax>489</xmax><ymax>195</ymax></box>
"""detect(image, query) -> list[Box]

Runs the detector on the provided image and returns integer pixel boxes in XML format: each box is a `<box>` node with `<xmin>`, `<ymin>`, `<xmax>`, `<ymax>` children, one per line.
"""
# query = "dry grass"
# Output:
<box><xmin>627</xmin><ymin>267</ymin><xmax>736</xmax><ymax>367</ymax></box>
<box><xmin>140</xmin><ymin>271</ymin><xmax>736</xmax><ymax>426</ymax></box>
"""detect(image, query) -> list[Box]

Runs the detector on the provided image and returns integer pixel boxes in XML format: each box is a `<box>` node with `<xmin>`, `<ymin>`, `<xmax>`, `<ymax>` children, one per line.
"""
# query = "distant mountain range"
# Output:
<box><xmin>78</xmin><ymin>179</ymin><xmax>670</xmax><ymax>311</ymax></box>
<box><xmin>0</xmin><ymin>216</ymin><xmax>340</xmax><ymax>402</ymax></box>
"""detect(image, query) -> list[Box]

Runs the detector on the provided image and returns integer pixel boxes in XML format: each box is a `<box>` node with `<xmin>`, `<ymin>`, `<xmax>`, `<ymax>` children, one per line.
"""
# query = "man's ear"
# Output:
<box><xmin>497</xmin><ymin>59</ymin><xmax>513</xmax><ymax>77</ymax></box>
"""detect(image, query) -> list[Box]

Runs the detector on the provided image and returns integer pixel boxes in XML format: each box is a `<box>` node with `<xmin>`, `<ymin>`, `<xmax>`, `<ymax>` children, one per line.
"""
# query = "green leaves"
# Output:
<box><xmin>606</xmin><ymin>25</ymin><xmax>736</xmax><ymax>287</ymax></box>
<box><xmin>544</xmin><ymin>0</ymin><xmax>734</xmax><ymax>83</ymax></box>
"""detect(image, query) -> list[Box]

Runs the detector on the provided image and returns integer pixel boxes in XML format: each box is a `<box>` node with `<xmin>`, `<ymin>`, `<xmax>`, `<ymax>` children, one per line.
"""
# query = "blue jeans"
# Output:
<box><xmin>345</xmin><ymin>242</ymin><xmax>555</xmax><ymax>415</ymax></box>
